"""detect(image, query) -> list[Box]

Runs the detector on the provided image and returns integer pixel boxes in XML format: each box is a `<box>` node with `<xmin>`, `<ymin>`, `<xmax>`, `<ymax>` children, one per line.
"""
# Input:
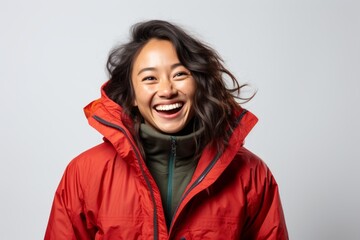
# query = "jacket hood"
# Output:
<box><xmin>84</xmin><ymin>82</ymin><xmax>136</xmax><ymax>159</ymax></box>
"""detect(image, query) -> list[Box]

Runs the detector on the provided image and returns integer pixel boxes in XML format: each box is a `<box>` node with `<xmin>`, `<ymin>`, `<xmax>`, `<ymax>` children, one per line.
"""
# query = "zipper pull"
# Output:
<box><xmin>170</xmin><ymin>136</ymin><xmax>176</xmax><ymax>156</ymax></box>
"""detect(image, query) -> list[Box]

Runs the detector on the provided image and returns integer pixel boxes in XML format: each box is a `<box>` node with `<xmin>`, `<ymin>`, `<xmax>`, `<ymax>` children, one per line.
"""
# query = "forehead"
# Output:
<box><xmin>133</xmin><ymin>39</ymin><xmax>179</xmax><ymax>68</ymax></box>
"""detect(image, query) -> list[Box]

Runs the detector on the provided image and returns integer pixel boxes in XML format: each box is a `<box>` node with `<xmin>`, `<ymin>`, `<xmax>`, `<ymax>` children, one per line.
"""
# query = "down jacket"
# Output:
<box><xmin>45</xmin><ymin>86</ymin><xmax>288</xmax><ymax>240</ymax></box>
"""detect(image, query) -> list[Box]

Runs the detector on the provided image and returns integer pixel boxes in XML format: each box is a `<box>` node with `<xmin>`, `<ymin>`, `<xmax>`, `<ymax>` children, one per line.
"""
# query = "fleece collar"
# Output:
<box><xmin>140</xmin><ymin>123</ymin><xmax>204</xmax><ymax>172</ymax></box>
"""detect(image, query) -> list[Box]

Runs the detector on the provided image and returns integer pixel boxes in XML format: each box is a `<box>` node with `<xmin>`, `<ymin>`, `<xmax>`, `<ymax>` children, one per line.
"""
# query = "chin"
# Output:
<box><xmin>159</xmin><ymin>128</ymin><xmax>181</xmax><ymax>134</ymax></box>
<box><xmin>158</xmin><ymin>124</ymin><xmax>185</xmax><ymax>134</ymax></box>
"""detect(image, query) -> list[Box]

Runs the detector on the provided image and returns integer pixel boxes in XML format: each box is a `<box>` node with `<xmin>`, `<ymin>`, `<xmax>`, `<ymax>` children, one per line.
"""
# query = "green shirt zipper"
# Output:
<box><xmin>166</xmin><ymin>136</ymin><xmax>176</xmax><ymax>227</ymax></box>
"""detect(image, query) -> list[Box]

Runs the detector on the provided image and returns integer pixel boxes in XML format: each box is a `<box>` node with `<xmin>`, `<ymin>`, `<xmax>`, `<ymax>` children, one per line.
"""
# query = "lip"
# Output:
<box><xmin>153</xmin><ymin>101</ymin><xmax>184</xmax><ymax>109</ymax></box>
<box><xmin>154</xmin><ymin>102</ymin><xmax>183</xmax><ymax>111</ymax></box>
<box><xmin>153</xmin><ymin>101</ymin><xmax>185</xmax><ymax>119</ymax></box>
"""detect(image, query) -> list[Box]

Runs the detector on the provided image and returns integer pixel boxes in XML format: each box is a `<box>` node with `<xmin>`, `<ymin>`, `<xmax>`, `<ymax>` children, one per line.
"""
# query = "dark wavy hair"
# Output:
<box><xmin>104</xmin><ymin>20</ymin><xmax>252</xmax><ymax>155</ymax></box>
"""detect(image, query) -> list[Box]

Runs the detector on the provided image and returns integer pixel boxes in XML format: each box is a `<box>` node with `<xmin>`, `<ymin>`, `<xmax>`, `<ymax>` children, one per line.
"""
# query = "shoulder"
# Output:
<box><xmin>73</xmin><ymin>141</ymin><xmax>116</xmax><ymax>163</ymax></box>
<box><xmin>231</xmin><ymin>147</ymin><xmax>277</xmax><ymax>187</ymax></box>
<box><xmin>64</xmin><ymin>141</ymin><xmax>118</xmax><ymax>178</ymax></box>
<box><xmin>234</xmin><ymin>147</ymin><xmax>269</xmax><ymax>172</ymax></box>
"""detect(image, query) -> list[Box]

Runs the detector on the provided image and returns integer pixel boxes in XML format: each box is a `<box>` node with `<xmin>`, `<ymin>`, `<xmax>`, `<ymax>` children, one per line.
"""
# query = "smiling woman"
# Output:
<box><xmin>131</xmin><ymin>39</ymin><xmax>196</xmax><ymax>134</ymax></box>
<box><xmin>45</xmin><ymin>20</ymin><xmax>289</xmax><ymax>240</ymax></box>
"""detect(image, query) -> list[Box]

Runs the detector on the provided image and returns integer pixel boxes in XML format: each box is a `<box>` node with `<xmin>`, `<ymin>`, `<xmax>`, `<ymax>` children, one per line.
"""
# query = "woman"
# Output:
<box><xmin>45</xmin><ymin>20</ymin><xmax>288</xmax><ymax>239</ymax></box>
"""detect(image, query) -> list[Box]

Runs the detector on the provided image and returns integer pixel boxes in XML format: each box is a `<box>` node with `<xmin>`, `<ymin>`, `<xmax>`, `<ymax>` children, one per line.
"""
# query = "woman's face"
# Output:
<box><xmin>131</xmin><ymin>39</ymin><xmax>196</xmax><ymax>134</ymax></box>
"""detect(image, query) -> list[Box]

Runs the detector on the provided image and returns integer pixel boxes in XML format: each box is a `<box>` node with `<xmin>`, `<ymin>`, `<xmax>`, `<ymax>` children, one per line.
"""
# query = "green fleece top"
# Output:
<box><xmin>140</xmin><ymin>123</ymin><xmax>203</xmax><ymax>228</ymax></box>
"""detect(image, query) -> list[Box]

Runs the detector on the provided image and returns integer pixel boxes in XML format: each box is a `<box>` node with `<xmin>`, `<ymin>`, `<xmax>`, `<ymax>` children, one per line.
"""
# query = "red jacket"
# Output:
<box><xmin>45</xmin><ymin>87</ymin><xmax>288</xmax><ymax>240</ymax></box>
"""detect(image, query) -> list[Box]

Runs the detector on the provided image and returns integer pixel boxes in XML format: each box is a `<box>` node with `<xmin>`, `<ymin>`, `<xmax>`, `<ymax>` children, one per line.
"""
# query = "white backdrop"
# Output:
<box><xmin>1</xmin><ymin>0</ymin><xmax>359</xmax><ymax>239</ymax></box>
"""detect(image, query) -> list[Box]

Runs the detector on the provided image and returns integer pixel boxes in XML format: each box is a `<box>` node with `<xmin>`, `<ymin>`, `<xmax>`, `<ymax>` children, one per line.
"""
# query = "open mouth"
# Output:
<box><xmin>155</xmin><ymin>102</ymin><xmax>183</xmax><ymax>114</ymax></box>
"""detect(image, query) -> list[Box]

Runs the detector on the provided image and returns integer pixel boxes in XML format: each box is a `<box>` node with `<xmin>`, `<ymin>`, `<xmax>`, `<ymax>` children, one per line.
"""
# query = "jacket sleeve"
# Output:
<box><xmin>44</xmin><ymin>159</ymin><xmax>94</xmax><ymax>240</ymax></box>
<box><xmin>242</xmin><ymin>161</ymin><xmax>289</xmax><ymax>240</ymax></box>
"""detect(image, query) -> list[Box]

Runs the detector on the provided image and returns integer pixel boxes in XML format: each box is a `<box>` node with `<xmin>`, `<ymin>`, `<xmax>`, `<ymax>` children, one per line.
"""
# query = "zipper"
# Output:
<box><xmin>92</xmin><ymin>115</ymin><xmax>159</xmax><ymax>240</ymax></box>
<box><xmin>166</xmin><ymin>136</ymin><xmax>176</xmax><ymax>227</ymax></box>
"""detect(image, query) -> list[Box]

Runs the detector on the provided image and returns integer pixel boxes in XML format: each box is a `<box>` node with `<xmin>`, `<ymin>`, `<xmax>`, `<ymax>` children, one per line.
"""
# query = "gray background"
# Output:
<box><xmin>1</xmin><ymin>0</ymin><xmax>359</xmax><ymax>239</ymax></box>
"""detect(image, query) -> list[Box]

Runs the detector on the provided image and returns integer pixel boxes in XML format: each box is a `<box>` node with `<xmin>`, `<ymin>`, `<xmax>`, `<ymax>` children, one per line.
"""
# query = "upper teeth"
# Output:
<box><xmin>155</xmin><ymin>103</ymin><xmax>183</xmax><ymax>111</ymax></box>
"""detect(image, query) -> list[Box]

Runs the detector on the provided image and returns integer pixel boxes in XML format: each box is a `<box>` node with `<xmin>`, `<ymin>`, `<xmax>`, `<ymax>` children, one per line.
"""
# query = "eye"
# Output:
<box><xmin>173</xmin><ymin>71</ymin><xmax>189</xmax><ymax>78</ymax></box>
<box><xmin>142</xmin><ymin>76</ymin><xmax>156</xmax><ymax>81</ymax></box>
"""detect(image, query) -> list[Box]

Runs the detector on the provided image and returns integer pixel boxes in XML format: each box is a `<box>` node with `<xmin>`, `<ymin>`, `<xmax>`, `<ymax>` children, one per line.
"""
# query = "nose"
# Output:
<box><xmin>157</xmin><ymin>79</ymin><xmax>177</xmax><ymax>98</ymax></box>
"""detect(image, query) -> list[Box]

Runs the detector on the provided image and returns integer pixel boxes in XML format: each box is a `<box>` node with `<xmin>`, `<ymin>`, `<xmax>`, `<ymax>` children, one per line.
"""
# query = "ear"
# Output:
<box><xmin>133</xmin><ymin>98</ymin><xmax>138</xmax><ymax>106</ymax></box>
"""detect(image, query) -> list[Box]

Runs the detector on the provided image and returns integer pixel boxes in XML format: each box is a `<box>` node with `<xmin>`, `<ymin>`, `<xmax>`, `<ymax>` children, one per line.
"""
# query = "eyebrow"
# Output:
<box><xmin>137</xmin><ymin>63</ymin><xmax>183</xmax><ymax>76</ymax></box>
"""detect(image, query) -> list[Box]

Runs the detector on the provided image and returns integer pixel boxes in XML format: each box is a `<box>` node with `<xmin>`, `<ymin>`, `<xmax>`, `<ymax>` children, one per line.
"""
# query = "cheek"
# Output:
<box><xmin>178</xmin><ymin>79</ymin><xmax>196</xmax><ymax>96</ymax></box>
<box><xmin>132</xmin><ymin>84</ymin><xmax>149</xmax><ymax>107</ymax></box>
<box><xmin>186</xmin><ymin>82</ymin><xmax>197</xmax><ymax>101</ymax></box>
<box><xmin>133</xmin><ymin>86</ymin><xmax>154</xmax><ymax>112</ymax></box>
